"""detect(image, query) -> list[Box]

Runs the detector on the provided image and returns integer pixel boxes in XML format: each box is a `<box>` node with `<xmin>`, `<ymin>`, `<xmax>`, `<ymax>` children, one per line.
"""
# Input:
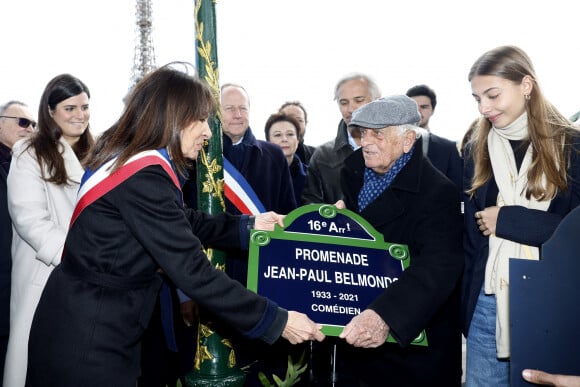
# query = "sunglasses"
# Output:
<box><xmin>0</xmin><ymin>115</ymin><xmax>37</xmax><ymax>129</ymax></box>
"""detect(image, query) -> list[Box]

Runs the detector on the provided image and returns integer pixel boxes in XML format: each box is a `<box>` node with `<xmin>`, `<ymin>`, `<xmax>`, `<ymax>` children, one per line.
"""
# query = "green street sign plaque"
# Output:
<box><xmin>248</xmin><ymin>204</ymin><xmax>427</xmax><ymax>346</ymax></box>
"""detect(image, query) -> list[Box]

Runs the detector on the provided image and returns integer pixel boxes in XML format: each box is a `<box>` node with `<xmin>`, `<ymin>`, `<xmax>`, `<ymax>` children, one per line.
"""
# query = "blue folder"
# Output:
<box><xmin>510</xmin><ymin>206</ymin><xmax>580</xmax><ymax>386</ymax></box>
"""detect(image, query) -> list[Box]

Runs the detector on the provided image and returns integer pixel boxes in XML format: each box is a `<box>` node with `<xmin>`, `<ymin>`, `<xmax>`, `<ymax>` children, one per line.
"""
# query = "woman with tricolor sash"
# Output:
<box><xmin>24</xmin><ymin>63</ymin><xmax>325</xmax><ymax>387</ymax></box>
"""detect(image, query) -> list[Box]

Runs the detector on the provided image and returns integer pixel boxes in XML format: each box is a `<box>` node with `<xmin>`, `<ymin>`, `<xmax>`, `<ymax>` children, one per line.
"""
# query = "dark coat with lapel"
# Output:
<box><xmin>296</xmin><ymin>141</ymin><xmax>316</xmax><ymax>165</ymax></box>
<box><xmin>289</xmin><ymin>154</ymin><xmax>307</xmax><ymax>206</ymax></box>
<box><xmin>222</xmin><ymin>128</ymin><xmax>296</xmax><ymax>216</ymax></box>
<box><xmin>0</xmin><ymin>145</ymin><xmax>11</xmax><ymax>337</ymax></box>
<box><xmin>25</xmin><ymin>165</ymin><xmax>285</xmax><ymax>387</ymax></box>
<box><xmin>340</xmin><ymin>141</ymin><xmax>464</xmax><ymax>386</ymax></box>
<box><xmin>302</xmin><ymin>120</ymin><xmax>354</xmax><ymax>204</ymax></box>
<box><xmin>222</xmin><ymin>128</ymin><xmax>296</xmax><ymax>285</ymax></box>
<box><xmin>427</xmin><ymin>132</ymin><xmax>463</xmax><ymax>192</ymax></box>
<box><xmin>221</xmin><ymin>128</ymin><xmax>298</xmax><ymax>386</ymax></box>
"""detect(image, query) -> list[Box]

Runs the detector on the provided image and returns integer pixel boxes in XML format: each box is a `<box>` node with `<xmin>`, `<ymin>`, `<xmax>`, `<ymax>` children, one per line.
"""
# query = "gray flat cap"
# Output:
<box><xmin>348</xmin><ymin>95</ymin><xmax>420</xmax><ymax>129</ymax></box>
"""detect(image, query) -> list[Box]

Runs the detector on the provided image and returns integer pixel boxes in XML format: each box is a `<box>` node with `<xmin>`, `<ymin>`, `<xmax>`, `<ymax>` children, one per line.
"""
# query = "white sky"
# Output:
<box><xmin>1</xmin><ymin>1</ymin><xmax>579</xmax><ymax>146</ymax></box>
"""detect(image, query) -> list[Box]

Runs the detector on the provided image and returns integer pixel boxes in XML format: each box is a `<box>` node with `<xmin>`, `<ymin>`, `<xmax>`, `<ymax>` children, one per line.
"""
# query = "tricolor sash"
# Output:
<box><xmin>223</xmin><ymin>157</ymin><xmax>266</xmax><ymax>215</ymax></box>
<box><xmin>70</xmin><ymin>148</ymin><xmax>181</xmax><ymax>351</ymax></box>
<box><xmin>71</xmin><ymin>149</ymin><xmax>180</xmax><ymax>227</ymax></box>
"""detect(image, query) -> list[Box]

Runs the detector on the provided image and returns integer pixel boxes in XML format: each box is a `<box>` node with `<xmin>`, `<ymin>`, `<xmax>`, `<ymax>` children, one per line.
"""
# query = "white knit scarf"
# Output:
<box><xmin>485</xmin><ymin>112</ymin><xmax>551</xmax><ymax>358</ymax></box>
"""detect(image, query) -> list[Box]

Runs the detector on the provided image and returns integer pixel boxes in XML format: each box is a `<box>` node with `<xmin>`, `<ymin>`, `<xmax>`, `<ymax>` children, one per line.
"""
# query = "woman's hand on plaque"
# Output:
<box><xmin>281</xmin><ymin>311</ymin><xmax>325</xmax><ymax>344</ymax></box>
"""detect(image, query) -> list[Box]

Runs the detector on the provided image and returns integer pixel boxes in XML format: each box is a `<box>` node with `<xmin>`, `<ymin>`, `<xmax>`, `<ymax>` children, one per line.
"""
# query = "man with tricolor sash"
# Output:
<box><xmin>220</xmin><ymin>83</ymin><xmax>297</xmax><ymax>280</ymax></box>
<box><xmin>220</xmin><ymin>83</ymin><xmax>298</xmax><ymax>386</ymax></box>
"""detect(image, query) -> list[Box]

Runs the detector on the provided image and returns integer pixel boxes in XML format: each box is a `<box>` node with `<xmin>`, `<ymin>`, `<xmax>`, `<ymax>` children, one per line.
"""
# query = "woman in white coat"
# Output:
<box><xmin>3</xmin><ymin>74</ymin><xmax>94</xmax><ymax>387</ymax></box>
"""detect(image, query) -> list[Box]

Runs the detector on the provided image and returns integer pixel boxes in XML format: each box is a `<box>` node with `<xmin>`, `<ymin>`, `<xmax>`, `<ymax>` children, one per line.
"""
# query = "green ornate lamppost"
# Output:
<box><xmin>184</xmin><ymin>1</ymin><xmax>245</xmax><ymax>386</ymax></box>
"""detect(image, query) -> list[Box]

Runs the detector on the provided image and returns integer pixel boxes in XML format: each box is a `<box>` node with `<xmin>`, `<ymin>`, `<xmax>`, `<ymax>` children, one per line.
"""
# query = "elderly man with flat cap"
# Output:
<box><xmin>336</xmin><ymin>95</ymin><xmax>464</xmax><ymax>386</ymax></box>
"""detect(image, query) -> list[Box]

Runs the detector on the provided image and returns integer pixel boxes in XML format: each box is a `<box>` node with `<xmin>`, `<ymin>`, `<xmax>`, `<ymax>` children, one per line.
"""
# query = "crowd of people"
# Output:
<box><xmin>1</xmin><ymin>44</ymin><xmax>579</xmax><ymax>387</ymax></box>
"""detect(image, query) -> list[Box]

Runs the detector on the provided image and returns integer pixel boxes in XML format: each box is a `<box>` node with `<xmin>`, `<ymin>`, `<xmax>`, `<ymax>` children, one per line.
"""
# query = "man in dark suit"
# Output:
<box><xmin>406</xmin><ymin>84</ymin><xmax>463</xmax><ymax>191</ymax></box>
<box><xmin>220</xmin><ymin>83</ymin><xmax>297</xmax><ymax>268</ymax></box>
<box><xmin>338</xmin><ymin>95</ymin><xmax>464</xmax><ymax>386</ymax></box>
<box><xmin>219</xmin><ymin>83</ymin><xmax>298</xmax><ymax>387</ymax></box>
<box><xmin>278</xmin><ymin>101</ymin><xmax>316</xmax><ymax>165</ymax></box>
<box><xmin>0</xmin><ymin>100</ymin><xmax>35</xmax><ymax>380</ymax></box>
<box><xmin>302</xmin><ymin>73</ymin><xmax>382</xmax><ymax>205</ymax></box>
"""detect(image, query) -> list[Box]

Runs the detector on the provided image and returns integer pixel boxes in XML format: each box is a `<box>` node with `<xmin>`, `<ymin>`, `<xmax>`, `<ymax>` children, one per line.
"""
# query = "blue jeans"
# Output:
<box><xmin>465</xmin><ymin>286</ymin><xmax>510</xmax><ymax>386</ymax></box>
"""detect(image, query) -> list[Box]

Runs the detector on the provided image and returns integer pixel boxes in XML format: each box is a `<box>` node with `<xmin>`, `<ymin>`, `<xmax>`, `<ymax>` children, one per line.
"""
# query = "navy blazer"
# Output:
<box><xmin>222</xmin><ymin>128</ymin><xmax>297</xmax><ymax>286</ymax></box>
<box><xmin>461</xmin><ymin>130</ymin><xmax>580</xmax><ymax>335</ymax></box>
<box><xmin>222</xmin><ymin>128</ymin><xmax>296</xmax><ymax>215</ymax></box>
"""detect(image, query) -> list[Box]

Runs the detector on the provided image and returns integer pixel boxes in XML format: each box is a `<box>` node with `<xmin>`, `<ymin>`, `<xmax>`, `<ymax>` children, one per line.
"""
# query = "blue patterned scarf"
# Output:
<box><xmin>358</xmin><ymin>145</ymin><xmax>415</xmax><ymax>211</ymax></box>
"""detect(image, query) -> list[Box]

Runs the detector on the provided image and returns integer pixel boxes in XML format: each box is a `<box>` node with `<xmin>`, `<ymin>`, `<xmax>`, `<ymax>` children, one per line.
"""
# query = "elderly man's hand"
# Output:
<box><xmin>281</xmin><ymin>311</ymin><xmax>325</xmax><ymax>344</ymax></box>
<box><xmin>254</xmin><ymin>211</ymin><xmax>285</xmax><ymax>231</ymax></box>
<box><xmin>334</xmin><ymin>200</ymin><xmax>346</xmax><ymax>210</ymax></box>
<box><xmin>339</xmin><ymin>309</ymin><xmax>389</xmax><ymax>348</ymax></box>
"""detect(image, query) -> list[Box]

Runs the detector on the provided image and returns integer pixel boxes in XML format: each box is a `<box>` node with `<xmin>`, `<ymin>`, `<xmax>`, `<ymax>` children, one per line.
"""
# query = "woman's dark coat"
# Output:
<box><xmin>25</xmin><ymin>165</ymin><xmax>285</xmax><ymax>387</ymax></box>
<box><xmin>461</xmin><ymin>132</ymin><xmax>580</xmax><ymax>336</ymax></box>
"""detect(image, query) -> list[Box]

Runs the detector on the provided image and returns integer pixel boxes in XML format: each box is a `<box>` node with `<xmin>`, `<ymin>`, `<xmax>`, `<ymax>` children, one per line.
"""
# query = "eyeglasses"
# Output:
<box><xmin>0</xmin><ymin>115</ymin><xmax>37</xmax><ymax>129</ymax></box>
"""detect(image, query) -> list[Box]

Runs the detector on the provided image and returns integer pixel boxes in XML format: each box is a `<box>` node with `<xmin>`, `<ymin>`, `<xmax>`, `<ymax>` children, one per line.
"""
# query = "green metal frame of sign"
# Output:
<box><xmin>248</xmin><ymin>204</ymin><xmax>428</xmax><ymax>347</ymax></box>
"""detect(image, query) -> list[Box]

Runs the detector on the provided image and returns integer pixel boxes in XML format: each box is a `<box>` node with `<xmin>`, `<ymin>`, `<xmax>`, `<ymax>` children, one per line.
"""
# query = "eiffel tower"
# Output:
<box><xmin>130</xmin><ymin>0</ymin><xmax>156</xmax><ymax>90</ymax></box>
